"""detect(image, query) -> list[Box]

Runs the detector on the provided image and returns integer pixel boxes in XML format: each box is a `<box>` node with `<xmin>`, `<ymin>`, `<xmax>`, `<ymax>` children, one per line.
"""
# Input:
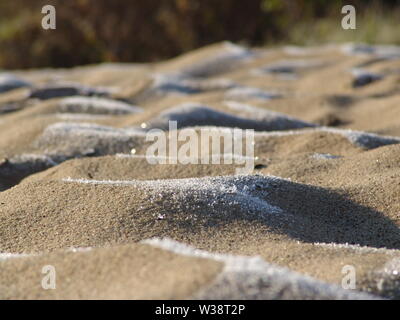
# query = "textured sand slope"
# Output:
<box><xmin>1</xmin><ymin>42</ymin><xmax>400</xmax><ymax>299</ymax></box>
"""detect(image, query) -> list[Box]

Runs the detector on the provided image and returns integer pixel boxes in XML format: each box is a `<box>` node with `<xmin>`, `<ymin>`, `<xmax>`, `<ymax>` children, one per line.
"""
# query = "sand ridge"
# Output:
<box><xmin>1</xmin><ymin>42</ymin><xmax>400</xmax><ymax>299</ymax></box>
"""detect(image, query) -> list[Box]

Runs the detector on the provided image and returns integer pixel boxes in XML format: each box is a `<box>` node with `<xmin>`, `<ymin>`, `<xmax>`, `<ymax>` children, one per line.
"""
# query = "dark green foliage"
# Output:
<box><xmin>0</xmin><ymin>0</ymin><xmax>398</xmax><ymax>69</ymax></box>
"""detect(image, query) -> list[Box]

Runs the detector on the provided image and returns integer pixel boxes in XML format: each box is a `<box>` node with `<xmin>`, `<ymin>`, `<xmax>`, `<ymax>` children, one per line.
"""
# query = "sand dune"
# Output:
<box><xmin>59</xmin><ymin>96</ymin><xmax>142</xmax><ymax>115</ymax></box>
<box><xmin>3</xmin><ymin>171</ymin><xmax>399</xmax><ymax>252</ymax></box>
<box><xmin>0</xmin><ymin>239</ymin><xmax>379</xmax><ymax>300</ymax></box>
<box><xmin>0</xmin><ymin>74</ymin><xmax>31</xmax><ymax>93</ymax></box>
<box><xmin>0</xmin><ymin>243</ymin><xmax>223</xmax><ymax>299</ymax></box>
<box><xmin>145</xmin><ymin>102</ymin><xmax>314</xmax><ymax>131</ymax></box>
<box><xmin>156</xmin><ymin>42</ymin><xmax>253</xmax><ymax>77</ymax></box>
<box><xmin>1</xmin><ymin>42</ymin><xmax>400</xmax><ymax>299</ymax></box>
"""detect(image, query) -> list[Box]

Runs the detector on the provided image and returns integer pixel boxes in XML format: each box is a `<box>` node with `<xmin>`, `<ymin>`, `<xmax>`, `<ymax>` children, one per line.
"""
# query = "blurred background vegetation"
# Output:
<box><xmin>0</xmin><ymin>0</ymin><xmax>399</xmax><ymax>69</ymax></box>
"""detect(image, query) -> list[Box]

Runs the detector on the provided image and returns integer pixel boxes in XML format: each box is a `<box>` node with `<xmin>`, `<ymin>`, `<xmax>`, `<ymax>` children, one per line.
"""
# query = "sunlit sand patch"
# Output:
<box><xmin>342</xmin><ymin>43</ymin><xmax>400</xmax><ymax>60</ymax></box>
<box><xmin>143</xmin><ymin>238</ymin><xmax>376</xmax><ymax>300</ymax></box>
<box><xmin>56</xmin><ymin>113</ymin><xmax>110</xmax><ymax>120</ymax></box>
<box><xmin>161</xmin><ymin>42</ymin><xmax>254</xmax><ymax>78</ymax></box>
<box><xmin>255</xmin><ymin>127</ymin><xmax>400</xmax><ymax>149</ymax></box>
<box><xmin>33</xmin><ymin>122</ymin><xmax>147</xmax><ymax>157</ymax></box>
<box><xmin>59</xmin><ymin>96</ymin><xmax>142</xmax><ymax>114</ymax></box>
<box><xmin>311</xmin><ymin>153</ymin><xmax>342</xmax><ymax>160</ymax></box>
<box><xmin>314</xmin><ymin>243</ymin><xmax>400</xmax><ymax>299</ymax></box>
<box><xmin>62</xmin><ymin>175</ymin><xmax>286</xmax><ymax>216</ymax></box>
<box><xmin>251</xmin><ymin>59</ymin><xmax>326</xmax><ymax>76</ymax></box>
<box><xmin>2</xmin><ymin>42</ymin><xmax>400</xmax><ymax>299</ymax></box>
<box><xmin>0</xmin><ymin>253</ymin><xmax>32</xmax><ymax>260</ymax></box>
<box><xmin>151</xmin><ymin>74</ymin><xmax>237</xmax><ymax>95</ymax></box>
<box><xmin>224</xmin><ymin>86</ymin><xmax>282</xmax><ymax>101</ymax></box>
<box><xmin>314</xmin><ymin>242</ymin><xmax>400</xmax><ymax>255</ymax></box>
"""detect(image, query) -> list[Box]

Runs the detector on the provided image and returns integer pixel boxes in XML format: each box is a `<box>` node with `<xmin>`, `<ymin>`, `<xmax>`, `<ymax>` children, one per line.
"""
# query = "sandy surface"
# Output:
<box><xmin>1</xmin><ymin>42</ymin><xmax>400</xmax><ymax>299</ymax></box>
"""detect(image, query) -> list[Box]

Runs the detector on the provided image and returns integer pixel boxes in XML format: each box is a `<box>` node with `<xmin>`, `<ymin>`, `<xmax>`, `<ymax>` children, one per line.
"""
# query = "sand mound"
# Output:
<box><xmin>59</xmin><ymin>96</ymin><xmax>142</xmax><ymax>115</ymax></box>
<box><xmin>32</xmin><ymin>122</ymin><xmax>146</xmax><ymax>158</ymax></box>
<box><xmin>23</xmin><ymin>155</ymin><xmax>239</xmax><ymax>182</ymax></box>
<box><xmin>224</xmin><ymin>86</ymin><xmax>282</xmax><ymax>101</ymax></box>
<box><xmin>1</xmin><ymin>122</ymin><xmax>397</xmax><ymax>192</ymax></box>
<box><xmin>138</xmin><ymin>75</ymin><xmax>237</xmax><ymax>100</ymax></box>
<box><xmin>252</xmin><ymin>59</ymin><xmax>326</xmax><ymax>76</ymax></box>
<box><xmin>144</xmin><ymin>238</ymin><xmax>374</xmax><ymax>300</ymax></box>
<box><xmin>0</xmin><ymin>74</ymin><xmax>31</xmax><ymax>93</ymax></box>
<box><xmin>145</xmin><ymin>103</ymin><xmax>314</xmax><ymax>131</ymax></box>
<box><xmin>342</xmin><ymin>43</ymin><xmax>400</xmax><ymax>60</ymax></box>
<box><xmin>157</xmin><ymin>41</ymin><xmax>253</xmax><ymax>77</ymax></box>
<box><xmin>0</xmin><ymin>154</ymin><xmax>57</xmax><ymax>190</ymax></box>
<box><xmin>255</xmin><ymin>127</ymin><xmax>400</xmax><ymax>150</ymax></box>
<box><xmin>0</xmin><ymin>239</ymin><xmax>380</xmax><ymax>299</ymax></box>
<box><xmin>1</xmin><ymin>173</ymin><xmax>399</xmax><ymax>256</ymax></box>
<box><xmin>2</xmin><ymin>42</ymin><xmax>400</xmax><ymax>299</ymax></box>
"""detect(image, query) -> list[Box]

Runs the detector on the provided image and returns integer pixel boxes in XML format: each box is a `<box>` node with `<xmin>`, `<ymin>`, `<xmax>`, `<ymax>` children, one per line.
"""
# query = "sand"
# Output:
<box><xmin>1</xmin><ymin>42</ymin><xmax>400</xmax><ymax>299</ymax></box>
<box><xmin>0</xmin><ymin>243</ymin><xmax>223</xmax><ymax>299</ymax></box>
